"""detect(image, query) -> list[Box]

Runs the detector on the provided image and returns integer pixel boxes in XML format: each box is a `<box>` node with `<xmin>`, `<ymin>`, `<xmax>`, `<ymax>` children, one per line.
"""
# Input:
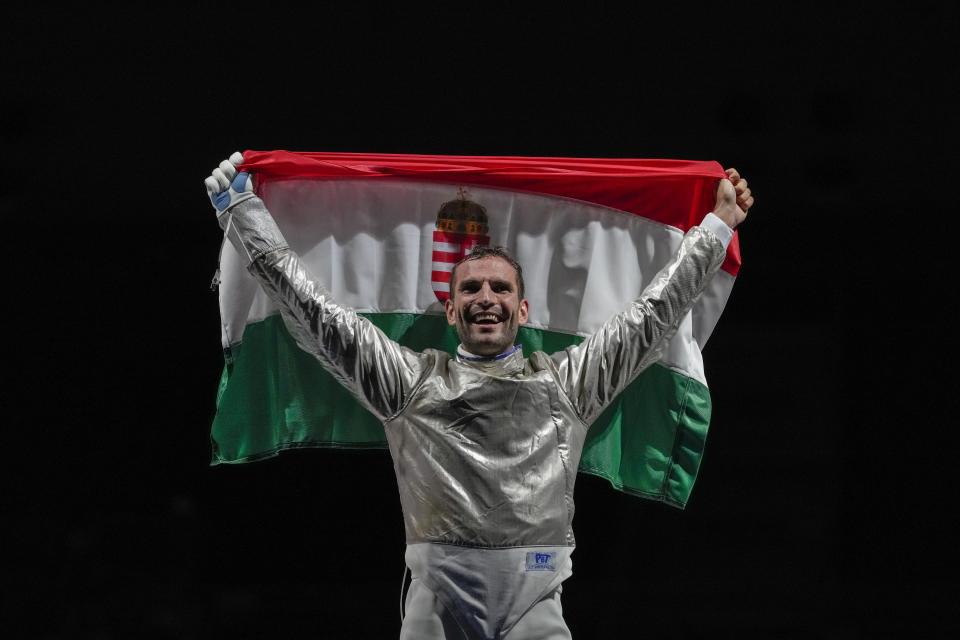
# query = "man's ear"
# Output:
<box><xmin>445</xmin><ymin>297</ymin><xmax>457</xmax><ymax>326</ymax></box>
<box><xmin>518</xmin><ymin>299</ymin><xmax>529</xmax><ymax>325</ymax></box>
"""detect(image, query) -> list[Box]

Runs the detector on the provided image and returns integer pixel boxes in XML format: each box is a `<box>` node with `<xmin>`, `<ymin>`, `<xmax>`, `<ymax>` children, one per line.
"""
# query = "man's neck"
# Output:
<box><xmin>456</xmin><ymin>344</ymin><xmax>523</xmax><ymax>362</ymax></box>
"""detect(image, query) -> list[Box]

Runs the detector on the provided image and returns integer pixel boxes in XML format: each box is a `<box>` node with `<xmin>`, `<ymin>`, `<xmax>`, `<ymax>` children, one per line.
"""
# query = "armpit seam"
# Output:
<box><xmin>383</xmin><ymin>353</ymin><xmax>437</xmax><ymax>424</ymax></box>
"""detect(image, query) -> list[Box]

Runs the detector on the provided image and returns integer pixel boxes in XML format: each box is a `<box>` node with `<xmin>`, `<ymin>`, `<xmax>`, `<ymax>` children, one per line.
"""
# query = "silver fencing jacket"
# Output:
<box><xmin>221</xmin><ymin>196</ymin><xmax>729</xmax><ymax>639</ymax></box>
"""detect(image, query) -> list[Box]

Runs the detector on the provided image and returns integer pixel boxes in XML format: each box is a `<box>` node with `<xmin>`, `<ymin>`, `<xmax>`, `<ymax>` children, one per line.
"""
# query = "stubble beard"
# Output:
<box><xmin>456</xmin><ymin>308</ymin><xmax>518</xmax><ymax>356</ymax></box>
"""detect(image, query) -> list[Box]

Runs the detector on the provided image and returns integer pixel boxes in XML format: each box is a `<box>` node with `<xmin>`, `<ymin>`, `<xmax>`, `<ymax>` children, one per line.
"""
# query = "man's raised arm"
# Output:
<box><xmin>205</xmin><ymin>152</ymin><xmax>430</xmax><ymax>420</ymax></box>
<box><xmin>548</xmin><ymin>170</ymin><xmax>753</xmax><ymax>427</ymax></box>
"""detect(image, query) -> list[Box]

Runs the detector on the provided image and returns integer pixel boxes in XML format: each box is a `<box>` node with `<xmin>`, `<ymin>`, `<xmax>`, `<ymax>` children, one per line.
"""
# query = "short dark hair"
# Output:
<box><xmin>449</xmin><ymin>246</ymin><xmax>525</xmax><ymax>300</ymax></box>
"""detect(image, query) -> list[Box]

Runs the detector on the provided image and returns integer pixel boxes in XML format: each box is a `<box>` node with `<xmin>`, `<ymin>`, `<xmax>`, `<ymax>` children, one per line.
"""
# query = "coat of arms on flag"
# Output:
<box><xmin>431</xmin><ymin>187</ymin><xmax>490</xmax><ymax>301</ymax></box>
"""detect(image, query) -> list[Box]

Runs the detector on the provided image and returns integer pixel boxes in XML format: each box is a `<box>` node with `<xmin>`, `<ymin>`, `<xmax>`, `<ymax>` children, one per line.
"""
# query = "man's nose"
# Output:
<box><xmin>477</xmin><ymin>282</ymin><xmax>495</xmax><ymax>304</ymax></box>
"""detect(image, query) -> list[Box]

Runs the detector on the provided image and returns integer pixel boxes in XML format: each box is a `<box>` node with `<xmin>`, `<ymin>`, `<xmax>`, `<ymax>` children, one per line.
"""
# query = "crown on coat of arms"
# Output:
<box><xmin>435</xmin><ymin>187</ymin><xmax>489</xmax><ymax>235</ymax></box>
<box><xmin>430</xmin><ymin>187</ymin><xmax>492</xmax><ymax>302</ymax></box>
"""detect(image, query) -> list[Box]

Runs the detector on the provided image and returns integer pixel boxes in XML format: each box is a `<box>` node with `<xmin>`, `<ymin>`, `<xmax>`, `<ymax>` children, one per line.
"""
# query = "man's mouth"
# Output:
<box><xmin>469</xmin><ymin>312</ymin><xmax>503</xmax><ymax>325</ymax></box>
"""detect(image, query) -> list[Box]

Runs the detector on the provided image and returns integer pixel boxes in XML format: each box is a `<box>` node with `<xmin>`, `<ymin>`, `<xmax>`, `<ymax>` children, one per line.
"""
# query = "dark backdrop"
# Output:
<box><xmin>2</xmin><ymin>4</ymin><xmax>955</xmax><ymax>639</ymax></box>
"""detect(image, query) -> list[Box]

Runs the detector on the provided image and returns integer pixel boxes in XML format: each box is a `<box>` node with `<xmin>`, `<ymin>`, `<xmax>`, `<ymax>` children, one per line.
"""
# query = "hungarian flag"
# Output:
<box><xmin>212</xmin><ymin>151</ymin><xmax>740</xmax><ymax>507</ymax></box>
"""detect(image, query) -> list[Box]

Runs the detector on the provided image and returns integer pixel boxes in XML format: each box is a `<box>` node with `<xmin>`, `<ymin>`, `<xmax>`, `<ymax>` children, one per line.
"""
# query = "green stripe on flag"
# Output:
<box><xmin>211</xmin><ymin>313</ymin><xmax>710</xmax><ymax>507</ymax></box>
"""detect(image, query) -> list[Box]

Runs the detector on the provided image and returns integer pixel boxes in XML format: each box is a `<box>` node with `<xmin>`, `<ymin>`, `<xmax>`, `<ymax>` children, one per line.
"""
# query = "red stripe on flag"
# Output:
<box><xmin>243</xmin><ymin>150</ymin><xmax>741</xmax><ymax>275</ymax></box>
<box><xmin>432</xmin><ymin>251</ymin><xmax>462</xmax><ymax>263</ymax></box>
<box><xmin>722</xmin><ymin>239</ymin><xmax>740</xmax><ymax>275</ymax></box>
<box><xmin>431</xmin><ymin>271</ymin><xmax>452</xmax><ymax>283</ymax></box>
<box><xmin>433</xmin><ymin>230</ymin><xmax>468</xmax><ymax>244</ymax></box>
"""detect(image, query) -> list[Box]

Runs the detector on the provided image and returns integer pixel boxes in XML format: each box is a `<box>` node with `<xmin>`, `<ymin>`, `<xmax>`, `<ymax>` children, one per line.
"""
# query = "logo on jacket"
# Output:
<box><xmin>525</xmin><ymin>551</ymin><xmax>557</xmax><ymax>572</ymax></box>
<box><xmin>431</xmin><ymin>187</ymin><xmax>490</xmax><ymax>302</ymax></box>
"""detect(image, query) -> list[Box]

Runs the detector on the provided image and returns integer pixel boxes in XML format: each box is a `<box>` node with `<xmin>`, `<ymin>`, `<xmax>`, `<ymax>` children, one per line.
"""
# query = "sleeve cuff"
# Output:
<box><xmin>700</xmin><ymin>213</ymin><xmax>734</xmax><ymax>250</ymax></box>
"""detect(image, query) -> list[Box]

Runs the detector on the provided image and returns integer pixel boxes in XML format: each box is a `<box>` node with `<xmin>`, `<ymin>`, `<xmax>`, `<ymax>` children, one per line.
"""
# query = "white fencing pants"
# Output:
<box><xmin>400</xmin><ymin>576</ymin><xmax>572</xmax><ymax>640</ymax></box>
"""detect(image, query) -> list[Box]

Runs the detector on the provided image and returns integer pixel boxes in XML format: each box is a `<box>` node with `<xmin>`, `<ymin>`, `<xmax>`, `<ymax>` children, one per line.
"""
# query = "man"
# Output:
<box><xmin>206</xmin><ymin>152</ymin><xmax>752</xmax><ymax>640</ymax></box>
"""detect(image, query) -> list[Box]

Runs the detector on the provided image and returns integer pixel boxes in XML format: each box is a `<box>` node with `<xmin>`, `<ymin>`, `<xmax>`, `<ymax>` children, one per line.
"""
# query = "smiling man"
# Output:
<box><xmin>446</xmin><ymin>247</ymin><xmax>529</xmax><ymax>359</ymax></box>
<box><xmin>206</xmin><ymin>152</ymin><xmax>752</xmax><ymax>640</ymax></box>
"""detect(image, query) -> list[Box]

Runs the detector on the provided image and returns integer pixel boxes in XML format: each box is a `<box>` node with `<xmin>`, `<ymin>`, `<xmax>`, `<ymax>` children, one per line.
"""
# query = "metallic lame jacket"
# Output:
<box><xmin>221</xmin><ymin>196</ymin><xmax>726</xmax><ymax>550</ymax></box>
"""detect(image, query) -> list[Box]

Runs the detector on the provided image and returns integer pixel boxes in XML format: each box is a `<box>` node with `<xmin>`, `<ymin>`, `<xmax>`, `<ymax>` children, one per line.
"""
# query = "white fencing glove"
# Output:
<box><xmin>205</xmin><ymin>151</ymin><xmax>256</xmax><ymax>229</ymax></box>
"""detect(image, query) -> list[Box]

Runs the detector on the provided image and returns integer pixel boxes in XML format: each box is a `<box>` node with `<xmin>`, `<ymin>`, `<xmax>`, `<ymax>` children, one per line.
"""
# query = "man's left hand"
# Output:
<box><xmin>713</xmin><ymin>168</ymin><xmax>754</xmax><ymax>229</ymax></box>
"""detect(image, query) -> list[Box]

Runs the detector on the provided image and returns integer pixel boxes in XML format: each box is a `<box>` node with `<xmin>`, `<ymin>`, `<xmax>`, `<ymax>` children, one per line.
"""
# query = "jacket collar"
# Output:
<box><xmin>456</xmin><ymin>344</ymin><xmax>525</xmax><ymax>376</ymax></box>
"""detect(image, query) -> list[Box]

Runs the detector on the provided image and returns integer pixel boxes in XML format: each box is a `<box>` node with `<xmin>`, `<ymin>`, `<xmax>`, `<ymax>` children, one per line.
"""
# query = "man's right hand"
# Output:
<box><xmin>205</xmin><ymin>151</ymin><xmax>255</xmax><ymax>228</ymax></box>
<box><xmin>713</xmin><ymin>168</ymin><xmax>754</xmax><ymax>230</ymax></box>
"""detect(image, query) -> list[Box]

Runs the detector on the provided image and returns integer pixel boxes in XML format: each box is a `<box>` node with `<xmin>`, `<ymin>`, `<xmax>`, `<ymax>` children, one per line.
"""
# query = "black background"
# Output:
<box><xmin>2</xmin><ymin>3</ymin><xmax>956</xmax><ymax>639</ymax></box>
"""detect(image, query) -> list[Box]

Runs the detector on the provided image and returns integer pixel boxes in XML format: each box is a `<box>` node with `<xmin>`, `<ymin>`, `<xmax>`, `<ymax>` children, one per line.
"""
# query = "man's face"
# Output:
<box><xmin>445</xmin><ymin>256</ymin><xmax>529</xmax><ymax>356</ymax></box>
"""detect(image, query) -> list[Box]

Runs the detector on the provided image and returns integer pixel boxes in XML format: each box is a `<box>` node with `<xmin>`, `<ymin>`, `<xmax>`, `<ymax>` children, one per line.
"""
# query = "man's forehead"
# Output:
<box><xmin>456</xmin><ymin>256</ymin><xmax>519</xmax><ymax>283</ymax></box>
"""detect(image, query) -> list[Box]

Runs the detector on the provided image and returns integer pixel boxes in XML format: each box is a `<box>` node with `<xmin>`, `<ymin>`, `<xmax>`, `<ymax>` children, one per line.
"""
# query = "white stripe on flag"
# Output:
<box><xmin>433</xmin><ymin>241</ymin><xmax>461</xmax><ymax>253</ymax></box>
<box><xmin>220</xmin><ymin>178</ymin><xmax>734</xmax><ymax>387</ymax></box>
<box><xmin>432</xmin><ymin>262</ymin><xmax>454</xmax><ymax>272</ymax></box>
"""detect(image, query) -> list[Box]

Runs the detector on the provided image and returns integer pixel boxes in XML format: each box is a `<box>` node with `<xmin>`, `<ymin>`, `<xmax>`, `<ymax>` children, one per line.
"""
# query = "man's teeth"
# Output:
<box><xmin>472</xmin><ymin>313</ymin><xmax>501</xmax><ymax>324</ymax></box>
